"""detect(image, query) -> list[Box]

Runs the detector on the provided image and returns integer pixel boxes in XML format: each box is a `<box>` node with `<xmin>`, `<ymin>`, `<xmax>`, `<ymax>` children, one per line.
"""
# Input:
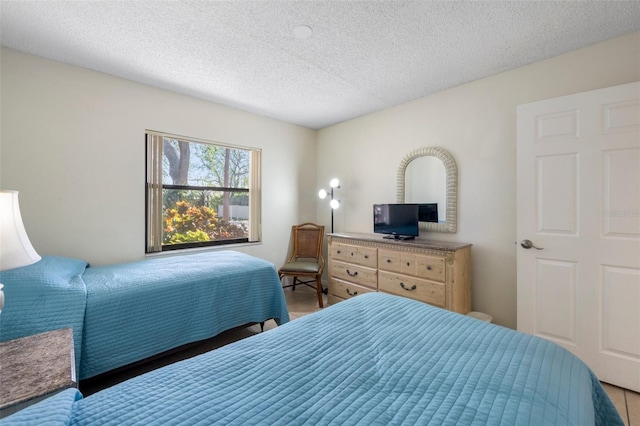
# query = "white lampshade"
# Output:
<box><xmin>330</xmin><ymin>199</ymin><xmax>340</xmax><ymax>209</ymax></box>
<box><xmin>318</xmin><ymin>189</ymin><xmax>328</xmax><ymax>199</ymax></box>
<box><xmin>0</xmin><ymin>190</ymin><xmax>41</xmax><ymax>271</ymax></box>
<box><xmin>329</xmin><ymin>178</ymin><xmax>340</xmax><ymax>189</ymax></box>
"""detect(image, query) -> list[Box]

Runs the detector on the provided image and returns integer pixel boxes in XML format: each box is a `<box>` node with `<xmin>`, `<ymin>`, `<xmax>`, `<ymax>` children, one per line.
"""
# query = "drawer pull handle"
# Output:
<box><xmin>346</xmin><ymin>288</ymin><xmax>358</xmax><ymax>296</ymax></box>
<box><xmin>406</xmin><ymin>262</ymin><xmax>411</xmax><ymax>266</ymax></box>
<box><xmin>400</xmin><ymin>282</ymin><xmax>417</xmax><ymax>291</ymax></box>
<box><xmin>426</xmin><ymin>265</ymin><xmax>432</xmax><ymax>270</ymax></box>
<box><xmin>386</xmin><ymin>259</ymin><xmax>391</xmax><ymax>263</ymax></box>
<box><xmin>337</xmin><ymin>250</ymin><xmax>341</xmax><ymax>254</ymax></box>
<box><xmin>364</xmin><ymin>255</ymin><xmax>369</xmax><ymax>259</ymax></box>
<box><xmin>346</xmin><ymin>270</ymin><xmax>358</xmax><ymax>277</ymax></box>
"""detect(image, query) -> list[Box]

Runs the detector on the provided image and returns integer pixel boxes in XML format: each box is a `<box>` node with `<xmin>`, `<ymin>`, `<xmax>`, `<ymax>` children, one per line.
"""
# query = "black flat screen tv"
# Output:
<box><xmin>373</xmin><ymin>204</ymin><xmax>419</xmax><ymax>240</ymax></box>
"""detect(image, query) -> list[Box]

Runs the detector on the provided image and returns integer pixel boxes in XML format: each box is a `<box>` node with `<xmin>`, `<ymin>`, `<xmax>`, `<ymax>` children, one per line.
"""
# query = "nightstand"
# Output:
<box><xmin>0</xmin><ymin>328</ymin><xmax>76</xmax><ymax>417</ymax></box>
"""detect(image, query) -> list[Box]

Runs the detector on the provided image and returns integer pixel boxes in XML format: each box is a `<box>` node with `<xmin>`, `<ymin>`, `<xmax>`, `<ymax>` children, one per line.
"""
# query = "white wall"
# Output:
<box><xmin>2</xmin><ymin>32</ymin><xmax>638</xmax><ymax>328</ymax></box>
<box><xmin>317</xmin><ymin>32</ymin><xmax>640</xmax><ymax>329</ymax></box>
<box><xmin>0</xmin><ymin>48</ymin><xmax>318</xmax><ymax>267</ymax></box>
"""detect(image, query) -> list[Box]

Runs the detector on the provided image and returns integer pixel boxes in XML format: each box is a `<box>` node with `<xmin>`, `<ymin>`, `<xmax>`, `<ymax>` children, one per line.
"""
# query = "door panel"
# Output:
<box><xmin>536</xmin><ymin>154</ymin><xmax>578</xmax><ymax>235</ymax></box>
<box><xmin>517</xmin><ymin>81</ymin><xmax>640</xmax><ymax>392</ymax></box>
<box><xmin>534</xmin><ymin>259</ymin><xmax>577</xmax><ymax>345</ymax></box>
<box><xmin>602</xmin><ymin>266</ymin><xmax>640</xmax><ymax>358</ymax></box>
<box><xmin>603</xmin><ymin>149</ymin><xmax>640</xmax><ymax>238</ymax></box>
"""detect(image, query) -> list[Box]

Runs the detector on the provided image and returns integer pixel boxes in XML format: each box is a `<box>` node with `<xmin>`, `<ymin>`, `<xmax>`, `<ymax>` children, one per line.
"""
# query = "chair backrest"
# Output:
<box><xmin>290</xmin><ymin>223</ymin><xmax>324</xmax><ymax>263</ymax></box>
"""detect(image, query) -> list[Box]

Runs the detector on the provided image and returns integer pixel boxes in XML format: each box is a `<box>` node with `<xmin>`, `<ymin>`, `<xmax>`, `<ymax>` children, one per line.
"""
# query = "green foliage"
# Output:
<box><xmin>163</xmin><ymin>200</ymin><xmax>248</xmax><ymax>245</ymax></box>
<box><xmin>167</xmin><ymin>230</ymin><xmax>210</xmax><ymax>244</ymax></box>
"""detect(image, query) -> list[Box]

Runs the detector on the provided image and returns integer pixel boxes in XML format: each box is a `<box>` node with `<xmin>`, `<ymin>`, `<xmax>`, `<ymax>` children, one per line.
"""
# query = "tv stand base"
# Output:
<box><xmin>383</xmin><ymin>235</ymin><xmax>415</xmax><ymax>241</ymax></box>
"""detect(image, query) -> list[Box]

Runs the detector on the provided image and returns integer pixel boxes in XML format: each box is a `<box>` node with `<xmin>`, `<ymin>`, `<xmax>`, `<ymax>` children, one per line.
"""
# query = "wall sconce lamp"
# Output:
<box><xmin>318</xmin><ymin>178</ymin><xmax>341</xmax><ymax>233</ymax></box>
<box><xmin>0</xmin><ymin>190</ymin><xmax>41</xmax><ymax>313</ymax></box>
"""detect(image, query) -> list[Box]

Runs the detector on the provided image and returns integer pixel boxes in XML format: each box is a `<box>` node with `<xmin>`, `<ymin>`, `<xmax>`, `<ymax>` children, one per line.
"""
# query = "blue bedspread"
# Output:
<box><xmin>80</xmin><ymin>251</ymin><xmax>289</xmax><ymax>379</ymax></box>
<box><xmin>0</xmin><ymin>389</ymin><xmax>82</xmax><ymax>426</ymax></box>
<box><xmin>0</xmin><ymin>256</ymin><xmax>88</xmax><ymax>373</ymax></box>
<box><xmin>3</xmin><ymin>293</ymin><xmax>621</xmax><ymax>425</ymax></box>
<box><xmin>0</xmin><ymin>251</ymin><xmax>289</xmax><ymax>382</ymax></box>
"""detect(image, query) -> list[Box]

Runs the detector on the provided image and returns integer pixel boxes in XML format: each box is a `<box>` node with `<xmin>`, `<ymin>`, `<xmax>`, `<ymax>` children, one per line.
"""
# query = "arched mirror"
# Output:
<box><xmin>397</xmin><ymin>146</ymin><xmax>457</xmax><ymax>233</ymax></box>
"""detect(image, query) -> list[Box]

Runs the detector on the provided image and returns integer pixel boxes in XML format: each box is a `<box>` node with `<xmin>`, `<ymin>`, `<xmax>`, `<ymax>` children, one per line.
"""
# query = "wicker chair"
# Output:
<box><xmin>278</xmin><ymin>223</ymin><xmax>325</xmax><ymax>308</ymax></box>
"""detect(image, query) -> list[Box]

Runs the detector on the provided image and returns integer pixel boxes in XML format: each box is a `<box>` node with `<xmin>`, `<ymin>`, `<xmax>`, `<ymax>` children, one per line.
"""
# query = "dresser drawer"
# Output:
<box><xmin>379</xmin><ymin>250</ymin><xmax>421</xmax><ymax>276</ymax></box>
<box><xmin>378</xmin><ymin>271</ymin><xmax>445</xmax><ymax>307</ymax></box>
<box><xmin>330</xmin><ymin>278</ymin><xmax>375</xmax><ymax>300</ymax></box>
<box><xmin>331</xmin><ymin>244</ymin><xmax>377</xmax><ymax>268</ymax></box>
<box><xmin>378</xmin><ymin>249</ymin><xmax>401</xmax><ymax>273</ymax></box>
<box><xmin>415</xmin><ymin>255</ymin><xmax>446</xmax><ymax>282</ymax></box>
<box><xmin>330</xmin><ymin>243</ymin><xmax>352</xmax><ymax>262</ymax></box>
<box><xmin>330</xmin><ymin>261</ymin><xmax>377</xmax><ymax>288</ymax></box>
<box><xmin>357</xmin><ymin>246</ymin><xmax>378</xmax><ymax>268</ymax></box>
<box><xmin>400</xmin><ymin>253</ymin><xmax>417</xmax><ymax>276</ymax></box>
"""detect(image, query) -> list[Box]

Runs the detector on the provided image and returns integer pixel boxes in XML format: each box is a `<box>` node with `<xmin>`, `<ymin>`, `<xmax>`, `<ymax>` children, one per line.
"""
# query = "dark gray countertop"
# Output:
<box><xmin>0</xmin><ymin>328</ymin><xmax>76</xmax><ymax>410</ymax></box>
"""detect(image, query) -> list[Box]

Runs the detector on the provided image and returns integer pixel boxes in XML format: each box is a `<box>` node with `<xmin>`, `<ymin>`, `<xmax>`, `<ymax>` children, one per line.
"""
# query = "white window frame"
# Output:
<box><xmin>145</xmin><ymin>130</ymin><xmax>261</xmax><ymax>253</ymax></box>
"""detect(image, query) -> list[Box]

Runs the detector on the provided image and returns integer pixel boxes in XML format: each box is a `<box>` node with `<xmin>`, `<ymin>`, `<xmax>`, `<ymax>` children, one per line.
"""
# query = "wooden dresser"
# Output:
<box><xmin>327</xmin><ymin>233</ymin><xmax>472</xmax><ymax>314</ymax></box>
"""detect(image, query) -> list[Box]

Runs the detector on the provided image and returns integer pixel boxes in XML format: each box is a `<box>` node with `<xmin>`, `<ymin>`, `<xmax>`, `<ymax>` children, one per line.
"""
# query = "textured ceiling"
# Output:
<box><xmin>1</xmin><ymin>1</ymin><xmax>639</xmax><ymax>129</ymax></box>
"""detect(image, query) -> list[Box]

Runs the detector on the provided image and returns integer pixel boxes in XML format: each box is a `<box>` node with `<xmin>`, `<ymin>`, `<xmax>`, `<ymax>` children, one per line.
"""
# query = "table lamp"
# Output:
<box><xmin>0</xmin><ymin>190</ymin><xmax>41</xmax><ymax>312</ymax></box>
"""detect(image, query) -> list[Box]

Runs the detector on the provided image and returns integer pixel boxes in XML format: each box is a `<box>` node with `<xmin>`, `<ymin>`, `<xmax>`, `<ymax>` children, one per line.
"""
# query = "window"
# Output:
<box><xmin>146</xmin><ymin>131</ymin><xmax>261</xmax><ymax>253</ymax></box>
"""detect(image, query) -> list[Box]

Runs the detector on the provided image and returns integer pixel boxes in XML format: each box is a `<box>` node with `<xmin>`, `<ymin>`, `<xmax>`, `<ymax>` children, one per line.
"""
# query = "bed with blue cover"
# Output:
<box><xmin>1</xmin><ymin>292</ymin><xmax>623</xmax><ymax>425</ymax></box>
<box><xmin>0</xmin><ymin>251</ymin><xmax>289</xmax><ymax>380</ymax></box>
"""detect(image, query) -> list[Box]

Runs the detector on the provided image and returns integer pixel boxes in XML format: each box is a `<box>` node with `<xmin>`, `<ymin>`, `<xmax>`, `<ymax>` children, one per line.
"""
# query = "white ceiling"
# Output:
<box><xmin>1</xmin><ymin>1</ymin><xmax>639</xmax><ymax>129</ymax></box>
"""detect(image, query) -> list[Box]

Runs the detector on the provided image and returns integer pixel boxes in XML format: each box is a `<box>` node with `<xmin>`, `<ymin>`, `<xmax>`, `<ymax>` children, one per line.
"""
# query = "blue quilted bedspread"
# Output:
<box><xmin>80</xmin><ymin>251</ymin><xmax>289</xmax><ymax>379</ymax></box>
<box><xmin>2</xmin><ymin>293</ymin><xmax>622</xmax><ymax>425</ymax></box>
<box><xmin>0</xmin><ymin>251</ymin><xmax>289</xmax><ymax>381</ymax></box>
<box><xmin>0</xmin><ymin>256</ymin><xmax>88</xmax><ymax>373</ymax></box>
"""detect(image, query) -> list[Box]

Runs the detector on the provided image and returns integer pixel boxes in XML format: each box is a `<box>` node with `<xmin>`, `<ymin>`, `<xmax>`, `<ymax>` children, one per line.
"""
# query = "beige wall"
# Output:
<box><xmin>2</xmin><ymin>32</ymin><xmax>638</xmax><ymax>328</ymax></box>
<box><xmin>0</xmin><ymin>48</ymin><xmax>318</xmax><ymax>267</ymax></box>
<box><xmin>317</xmin><ymin>32</ymin><xmax>640</xmax><ymax>328</ymax></box>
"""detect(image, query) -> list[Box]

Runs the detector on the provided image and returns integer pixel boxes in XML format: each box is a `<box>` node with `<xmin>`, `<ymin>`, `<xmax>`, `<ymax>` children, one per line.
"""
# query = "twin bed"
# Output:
<box><xmin>0</xmin><ymin>251</ymin><xmax>289</xmax><ymax>380</ymax></box>
<box><xmin>1</xmin><ymin>290</ymin><xmax>623</xmax><ymax>425</ymax></box>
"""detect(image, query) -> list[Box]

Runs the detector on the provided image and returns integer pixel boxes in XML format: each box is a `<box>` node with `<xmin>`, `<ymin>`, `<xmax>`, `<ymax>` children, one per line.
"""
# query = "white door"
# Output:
<box><xmin>517</xmin><ymin>82</ymin><xmax>640</xmax><ymax>392</ymax></box>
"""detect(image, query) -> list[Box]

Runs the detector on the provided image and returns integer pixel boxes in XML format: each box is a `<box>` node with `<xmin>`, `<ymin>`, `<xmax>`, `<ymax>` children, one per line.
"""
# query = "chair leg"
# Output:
<box><xmin>316</xmin><ymin>276</ymin><xmax>324</xmax><ymax>308</ymax></box>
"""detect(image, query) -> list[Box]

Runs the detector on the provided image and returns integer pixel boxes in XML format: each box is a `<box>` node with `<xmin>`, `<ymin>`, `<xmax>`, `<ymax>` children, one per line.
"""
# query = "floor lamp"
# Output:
<box><xmin>318</xmin><ymin>178</ymin><xmax>341</xmax><ymax>233</ymax></box>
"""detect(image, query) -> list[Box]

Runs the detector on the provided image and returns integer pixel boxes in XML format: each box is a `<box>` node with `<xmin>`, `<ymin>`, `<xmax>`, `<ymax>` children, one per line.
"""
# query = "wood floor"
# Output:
<box><xmin>80</xmin><ymin>285</ymin><xmax>639</xmax><ymax>425</ymax></box>
<box><xmin>602</xmin><ymin>382</ymin><xmax>640</xmax><ymax>426</ymax></box>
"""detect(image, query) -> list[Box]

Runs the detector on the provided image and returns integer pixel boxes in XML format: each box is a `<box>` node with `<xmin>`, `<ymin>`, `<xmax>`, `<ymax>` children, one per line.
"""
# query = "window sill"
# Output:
<box><xmin>145</xmin><ymin>240</ymin><xmax>262</xmax><ymax>259</ymax></box>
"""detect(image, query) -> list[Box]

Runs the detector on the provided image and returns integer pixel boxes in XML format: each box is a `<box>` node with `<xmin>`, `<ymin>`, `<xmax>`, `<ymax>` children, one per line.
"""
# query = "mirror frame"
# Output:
<box><xmin>397</xmin><ymin>146</ymin><xmax>458</xmax><ymax>233</ymax></box>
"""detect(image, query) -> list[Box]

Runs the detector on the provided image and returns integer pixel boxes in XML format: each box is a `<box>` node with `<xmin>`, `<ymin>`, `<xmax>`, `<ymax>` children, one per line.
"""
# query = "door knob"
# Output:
<box><xmin>520</xmin><ymin>239</ymin><xmax>544</xmax><ymax>250</ymax></box>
